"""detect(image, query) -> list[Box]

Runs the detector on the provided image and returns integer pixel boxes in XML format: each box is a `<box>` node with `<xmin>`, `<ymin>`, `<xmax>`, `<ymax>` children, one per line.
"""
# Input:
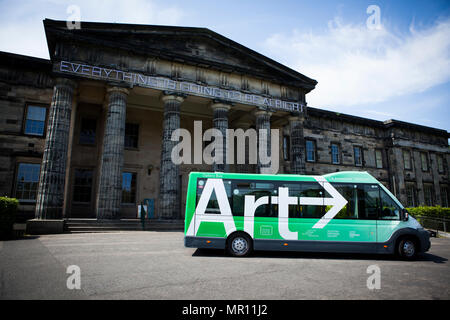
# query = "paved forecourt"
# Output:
<box><xmin>0</xmin><ymin>231</ymin><xmax>449</xmax><ymax>299</ymax></box>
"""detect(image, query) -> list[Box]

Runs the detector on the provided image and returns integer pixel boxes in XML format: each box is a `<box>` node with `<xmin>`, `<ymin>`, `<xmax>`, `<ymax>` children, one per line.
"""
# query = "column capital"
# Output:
<box><xmin>106</xmin><ymin>86</ymin><xmax>129</xmax><ymax>96</ymax></box>
<box><xmin>161</xmin><ymin>91</ymin><xmax>186</xmax><ymax>104</ymax></box>
<box><xmin>54</xmin><ymin>77</ymin><xmax>77</xmax><ymax>89</ymax></box>
<box><xmin>288</xmin><ymin>115</ymin><xmax>305</xmax><ymax>122</ymax></box>
<box><xmin>254</xmin><ymin>109</ymin><xmax>272</xmax><ymax>118</ymax></box>
<box><xmin>210</xmin><ymin>102</ymin><xmax>231</xmax><ymax>112</ymax></box>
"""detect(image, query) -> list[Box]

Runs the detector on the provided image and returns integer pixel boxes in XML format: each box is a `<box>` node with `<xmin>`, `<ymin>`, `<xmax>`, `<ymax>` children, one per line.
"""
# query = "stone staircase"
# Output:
<box><xmin>64</xmin><ymin>218</ymin><xmax>185</xmax><ymax>233</ymax></box>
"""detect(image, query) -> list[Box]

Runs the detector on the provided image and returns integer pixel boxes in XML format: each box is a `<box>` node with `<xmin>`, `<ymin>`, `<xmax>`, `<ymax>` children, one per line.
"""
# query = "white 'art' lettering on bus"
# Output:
<box><xmin>186</xmin><ymin>177</ymin><xmax>348</xmax><ymax>239</ymax></box>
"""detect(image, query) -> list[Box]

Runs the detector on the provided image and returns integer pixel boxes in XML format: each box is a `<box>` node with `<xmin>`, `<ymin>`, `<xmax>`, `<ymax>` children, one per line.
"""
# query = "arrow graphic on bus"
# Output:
<box><xmin>308</xmin><ymin>176</ymin><xmax>348</xmax><ymax>229</ymax></box>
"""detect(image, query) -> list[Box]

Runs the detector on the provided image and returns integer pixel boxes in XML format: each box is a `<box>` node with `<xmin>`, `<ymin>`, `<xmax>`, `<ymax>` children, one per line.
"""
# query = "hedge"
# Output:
<box><xmin>406</xmin><ymin>206</ymin><xmax>450</xmax><ymax>219</ymax></box>
<box><xmin>0</xmin><ymin>197</ymin><xmax>19</xmax><ymax>238</ymax></box>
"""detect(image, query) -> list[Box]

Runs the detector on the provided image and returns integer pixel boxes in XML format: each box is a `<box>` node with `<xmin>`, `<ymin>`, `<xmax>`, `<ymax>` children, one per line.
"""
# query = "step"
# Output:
<box><xmin>64</xmin><ymin>219</ymin><xmax>184</xmax><ymax>233</ymax></box>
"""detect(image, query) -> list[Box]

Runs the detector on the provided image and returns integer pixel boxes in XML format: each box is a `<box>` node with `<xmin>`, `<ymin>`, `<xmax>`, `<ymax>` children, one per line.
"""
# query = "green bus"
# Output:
<box><xmin>184</xmin><ymin>171</ymin><xmax>430</xmax><ymax>259</ymax></box>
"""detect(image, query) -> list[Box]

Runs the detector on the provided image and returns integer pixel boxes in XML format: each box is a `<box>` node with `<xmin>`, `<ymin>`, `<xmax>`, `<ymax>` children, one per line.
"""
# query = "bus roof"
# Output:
<box><xmin>188</xmin><ymin>171</ymin><xmax>380</xmax><ymax>184</ymax></box>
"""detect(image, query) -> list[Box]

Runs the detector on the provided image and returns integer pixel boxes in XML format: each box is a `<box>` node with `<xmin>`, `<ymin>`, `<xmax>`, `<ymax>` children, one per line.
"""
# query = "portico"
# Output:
<box><xmin>32</xmin><ymin>19</ymin><xmax>316</xmax><ymax>222</ymax></box>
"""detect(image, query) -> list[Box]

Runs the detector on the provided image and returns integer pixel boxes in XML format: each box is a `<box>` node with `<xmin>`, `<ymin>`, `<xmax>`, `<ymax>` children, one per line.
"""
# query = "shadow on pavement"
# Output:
<box><xmin>0</xmin><ymin>234</ymin><xmax>40</xmax><ymax>241</ymax></box>
<box><xmin>192</xmin><ymin>248</ymin><xmax>447</xmax><ymax>263</ymax></box>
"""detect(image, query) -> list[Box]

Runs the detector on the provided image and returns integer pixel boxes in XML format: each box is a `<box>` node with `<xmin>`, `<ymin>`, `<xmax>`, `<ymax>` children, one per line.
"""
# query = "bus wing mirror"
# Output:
<box><xmin>401</xmin><ymin>208</ymin><xmax>409</xmax><ymax>221</ymax></box>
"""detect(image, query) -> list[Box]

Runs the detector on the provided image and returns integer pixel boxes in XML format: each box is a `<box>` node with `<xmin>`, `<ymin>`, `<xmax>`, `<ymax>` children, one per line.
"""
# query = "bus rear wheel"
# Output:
<box><xmin>227</xmin><ymin>233</ymin><xmax>252</xmax><ymax>257</ymax></box>
<box><xmin>397</xmin><ymin>237</ymin><xmax>418</xmax><ymax>260</ymax></box>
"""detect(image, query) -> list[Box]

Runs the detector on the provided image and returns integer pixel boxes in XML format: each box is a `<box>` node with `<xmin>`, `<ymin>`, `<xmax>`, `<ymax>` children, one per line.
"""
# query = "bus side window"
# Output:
<box><xmin>299</xmin><ymin>182</ymin><xmax>324</xmax><ymax>218</ymax></box>
<box><xmin>232</xmin><ymin>181</ymin><xmax>273</xmax><ymax>217</ymax></box>
<box><xmin>331</xmin><ymin>184</ymin><xmax>379</xmax><ymax>220</ymax></box>
<box><xmin>331</xmin><ymin>184</ymin><xmax>358</xmax><ymax>219</ymax></box>
<box><xmin>379</xmin><ymin>189</ymin><xmax>400</xmax><ymax>220</ymax></box>
<box><xmin>196</xmin><ymin>179</ymin><xmax>232</xmax><ymax>214</ymax></box>
<box><xmin>281</xmin><ymin>183</ymin><xmax>302</xmax><ymax>218</ymax></box>
<box><xmin>360</xmin><ymin>184</ymin><xmax>380</xmax><ymax>220</ymax></box>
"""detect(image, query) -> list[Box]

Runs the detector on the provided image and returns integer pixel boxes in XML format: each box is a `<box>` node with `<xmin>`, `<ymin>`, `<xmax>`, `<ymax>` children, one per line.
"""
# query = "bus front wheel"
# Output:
<box><xmin>227</xmin><ymin>233</ymin><xmax>253</xmax><ymax>257</ymax></box>
<box><xmin>397</xmin><ymin>237</ymin><xmax>418</xmax><ymax>260</ymax></box>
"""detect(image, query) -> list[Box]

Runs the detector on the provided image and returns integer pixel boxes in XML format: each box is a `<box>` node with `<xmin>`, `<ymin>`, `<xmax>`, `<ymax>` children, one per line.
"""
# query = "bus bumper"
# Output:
<box><xmin>418</xmin><ymin>229</ymin><xmax>431</xmax><ymax>253</ymax></box>
<box><xmin>184</xmin><ymin>236</ymin><xmax>226</xmax><ymax>249</ymax></box>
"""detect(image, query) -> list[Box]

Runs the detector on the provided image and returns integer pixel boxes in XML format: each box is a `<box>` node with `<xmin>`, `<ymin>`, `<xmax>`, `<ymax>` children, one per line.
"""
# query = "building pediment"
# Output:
<box><xmin>44</xmin><ymin>19</ymin><xmax>316</xmax><ymax>92</ymax></box>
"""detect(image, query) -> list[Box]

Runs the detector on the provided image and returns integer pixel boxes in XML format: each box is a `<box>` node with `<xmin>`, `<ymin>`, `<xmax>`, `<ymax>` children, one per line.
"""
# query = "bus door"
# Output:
<box><xmin>280</xmin><ymin>181</ymin><xmax>325</xmax><ymax>241</ymax></box>
<box><xmin>376</xmin><ymin>188</ymin><xmax>402</xmax><ymax>243</ymax></box>
<box><xmin>324</xmin><ymin>183</ymin><xmax>378</xmax><ymax>243</ymax></box>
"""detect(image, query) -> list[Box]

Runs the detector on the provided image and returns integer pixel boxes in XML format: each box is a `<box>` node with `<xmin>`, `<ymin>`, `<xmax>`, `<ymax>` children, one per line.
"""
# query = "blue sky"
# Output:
<box><xmin>0</xmin><ymin>0</ymin><xmax>449</xmax><ymax>132</ymax></box>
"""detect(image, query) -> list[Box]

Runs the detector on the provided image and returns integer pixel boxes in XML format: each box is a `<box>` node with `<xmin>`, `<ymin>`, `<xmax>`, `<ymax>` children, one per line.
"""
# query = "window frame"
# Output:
<box><xmin>420</xmin><ymin>152</ymin><xmax>429</xmax><ymax>172</ymax></box>
<box><xmin>124</xmin><ymin>122</ymin><xmax>140</xmax><ymax>150</ymax></box>
<box><xmin>121</xmin><ymin>171</ymin><xmax>138</xmax><ymax>205</ymax></box>
<box><xmin>440</xmin><ymin>186</ymin><xmax>449</xmax><ymax>207</ymax></box>
<box><xmin>437</xmin><ymin>154</ymin><xmax>444</xmax><ymax>173</ymax></box>
<box><xmin>403</xmin><ymin>149</ymin><xmax>412</xmax><ymax>170</ymax></box>
<box><xmin>72</xmin><ymin>168</ymin><xmax>94</xmax><ymax>204</ymax></box>
<box><xmin>14</xmin><ymin>162</ymin><xmax>41</xmax><ymax>202</ymax></box>
<box><xmin>353</xmin><ymin>146</ymin><xmax>363</xmax><ymax>167</ymax></box>
<box><xmin>22</xmin><ymin>103</ymin><xmax>48</xmax><ymax>137</ymax></box>
<box><xmin>423</xmin><ymin>184</ymin><xmax>434</xmax><ymax>206</ymax></box>
<box><xmin>78</xmin><ymin>117</ymin><xmax>98</xmax><ymax>146</ymax></box>
<box><xmin>405</xmin><ymin>184</ymin><xmax>416</xmax><ymax>207</ymax></box>
<box><xmin>305</xmin><ymin>139</ymin><xmax>316</xmax><ymax>163</ymax></box>
<box><xmin>375</xmin><ymin>149</ymin><xmax>383</xmax><ymax>169</ymax></box>
<box><xmin>331</xmin><ymin>143</ymin><xmax>340</xmax><ymax>165</ymax></box>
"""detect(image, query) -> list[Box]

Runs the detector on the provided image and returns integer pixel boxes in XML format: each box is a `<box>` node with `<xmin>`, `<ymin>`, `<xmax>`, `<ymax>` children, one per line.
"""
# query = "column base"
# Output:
<box><xmin>26</xmin><ymin>219</ymin><xmax>64</xmax><ymax>235</ymax></box>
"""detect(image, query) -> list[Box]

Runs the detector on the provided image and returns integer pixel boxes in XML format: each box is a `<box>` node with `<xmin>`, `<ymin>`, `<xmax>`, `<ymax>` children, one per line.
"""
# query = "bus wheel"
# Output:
<box><xmin>397</xmin><ymin>237</ymin><xmax>418</xmax><ymax>260</ymax></box>
<box><xmin>227</xmin><ymin>233</ymin><xmax>252</xmax><ymax>257</ymax></box>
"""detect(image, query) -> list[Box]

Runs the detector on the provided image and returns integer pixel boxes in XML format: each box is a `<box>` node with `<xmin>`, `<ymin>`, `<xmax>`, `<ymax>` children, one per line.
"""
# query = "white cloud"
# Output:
<box><xmin>263</xmin><ymin>16</ymin><xmax>450</xmax><ymax>110</ymax></box>
<box><xmin>0</xmin><ymin>0</ymin><xmax>185</xmax><ymax>59</ymax></box>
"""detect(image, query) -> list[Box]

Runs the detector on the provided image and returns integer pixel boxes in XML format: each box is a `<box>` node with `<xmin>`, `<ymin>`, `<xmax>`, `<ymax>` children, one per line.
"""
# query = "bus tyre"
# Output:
<box><xmin>227</xmin><ymin>233</ymin><xmax>252</xmax><ymax>257</ymax></box>
<box><xmin>397</xmin><ymin>237</ymin><xmax>418</xmax><ymax>260</ymax></box>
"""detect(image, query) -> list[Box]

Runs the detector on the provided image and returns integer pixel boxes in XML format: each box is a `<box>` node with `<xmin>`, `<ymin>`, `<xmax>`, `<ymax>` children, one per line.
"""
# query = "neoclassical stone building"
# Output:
<box><xmin>0</xmin><ymin>19</ymin><xmax>448</xmax><ymax>224</ymax></box>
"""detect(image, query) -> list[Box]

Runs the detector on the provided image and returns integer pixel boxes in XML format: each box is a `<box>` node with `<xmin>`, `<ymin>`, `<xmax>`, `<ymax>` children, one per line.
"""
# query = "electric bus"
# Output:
<box><xmin>184</xmin><ymin>171</ymin><xmax>430</xmax><ymax>259</ymax></box>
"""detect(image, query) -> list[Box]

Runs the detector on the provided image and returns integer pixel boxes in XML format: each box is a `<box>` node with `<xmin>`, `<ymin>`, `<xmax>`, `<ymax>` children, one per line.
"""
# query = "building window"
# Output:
<box><xmin>282</xmin><ymin>136</ymin><xmax>290</xmax><ymax>161</ymax></box>
<box><xmin>79</xmin><ymin>118</ymin><xmax>97</xmax><ymax>145</ymax></box>
<box><xmin>15</xmin><ymin>163</ymin><xmax>40</xmax><ymax>201</ymax></box>
<box><xmin>331</xmin><ymin>143</ymin><xmax>340</xmax><ymax>164</ymax></box>
<box><xmin>406</xmin><ymin>184</ymin><xmax>416</xmax><ymax>207</ymax></box>
<box><xmin>125</xmin><ymin>123</ymin><xmax>139</xmax><ymax>149</ymax></box>
<box><xmin>122</xmin><ymin>172</ymin><xmax>137</xmax><ymax>204</ymax></box>
<box><xmin>375</xmin><ymin>149</ymin><xmax>383</xmax><ymax>169</ymax></box>
<box><xmin>420</xmin><ymin>152</ymin><xmax>428</xmax><ymax>171</ymax></box>
<box><xmin>423</xmin><ymin>185</ymin><xmax>433</xmax><ymax>206</ymax></box>
<box><xmin>305</xmin><ymin>140</ymin><xmax>316</xmax><ymax>162</ymax></box>
<box><xmin>24</xmin><ymin>105</ymin><xmax>47</xmax><ymax>136</ymax></box>
<box><xmin>354</xmin><ymin>146</ymin><xmax>363</xmax><ymax>166</ymax></box>
<box><xmin>403</xmin><ymin>150</ymin><xmax>411</xmax><ymax>170</ymax></box>
<box><xmin>73</xmin><ymin>169</ymin><xmax>93</xmax><ymax>203</ymax></box>
<box><xmin>437</xmin><ymin>155</ymin><xmax>444</xmax><ymax>173</ymax></box>
<box><xmin>441</xmin><ymin>187</ymin><xmax>448</xmax><ymax>207</ymax></box>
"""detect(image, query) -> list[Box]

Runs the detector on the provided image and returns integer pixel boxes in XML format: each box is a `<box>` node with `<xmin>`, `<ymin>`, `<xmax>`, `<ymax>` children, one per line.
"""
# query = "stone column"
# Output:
<box><xmin>35</xmin><ymin>78</ymin><xmax>76</xmax><ymax>219</ymax></box>
<box><xmin>158</xmin><ymin>93</ymin><xmax>184</xmax><ymax>219</ymax></box>
<box><xmin>96</xmin><ymin>86</ymin><xmax>129</xmax><ymax>219</ymax></box>
<box><xmin>255</xmin><ymin>110</ymin><xmax>272</xmax><ymax>174</ymax></box>
<box><xmin>390</xmin><ymin>147</ymin><xmax>407</xmax><ymax>205</ymax></box>
<box><xmin>430</xmin><ymin>153</ymin><xmax>442</xmax><ymax>205</ymax></box>
<box><xmin>412</xmin><ymin>150</ymin><xmax>425</xmax><ymax>205</ymax></box>
<box><xmin>234</xmin><ymin>121</ymin><xmax>253</xmax><ymax>173</ymax></box>
<box><xmin>289</xmin><ymin>115</ymin><xmax>306</xmax><ymax>174</ymax></box>
<box><xmin>211</xmin><ymin>102</ymin><xmax>231</xmax><ymax>172</ymax></box>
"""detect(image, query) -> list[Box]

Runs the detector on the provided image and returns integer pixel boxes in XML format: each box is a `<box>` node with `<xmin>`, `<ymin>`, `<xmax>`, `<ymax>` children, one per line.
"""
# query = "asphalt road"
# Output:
<box><xmin>0</xmin><ymin>231</ymin><xmax>449</xmax><ymax>300</ymax></box>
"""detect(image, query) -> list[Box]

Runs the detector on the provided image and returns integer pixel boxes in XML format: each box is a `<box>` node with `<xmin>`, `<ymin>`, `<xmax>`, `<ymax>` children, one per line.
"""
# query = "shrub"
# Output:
<box><xmin>0</xmin><ymin>197</ymin><xmax>19</xmax><ymax>238</ymax></box>
<box><xmin>406</xmin><ymin>206</ymin><xmax>450</xmax><ymax>219</ymax></box>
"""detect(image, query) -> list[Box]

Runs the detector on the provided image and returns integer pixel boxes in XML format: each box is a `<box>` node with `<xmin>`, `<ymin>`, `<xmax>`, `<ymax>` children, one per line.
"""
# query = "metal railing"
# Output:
<box><xmin>411</xmin><ymin>215</ymin><xmax>449</xmax><ymax>233</ymax></box>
